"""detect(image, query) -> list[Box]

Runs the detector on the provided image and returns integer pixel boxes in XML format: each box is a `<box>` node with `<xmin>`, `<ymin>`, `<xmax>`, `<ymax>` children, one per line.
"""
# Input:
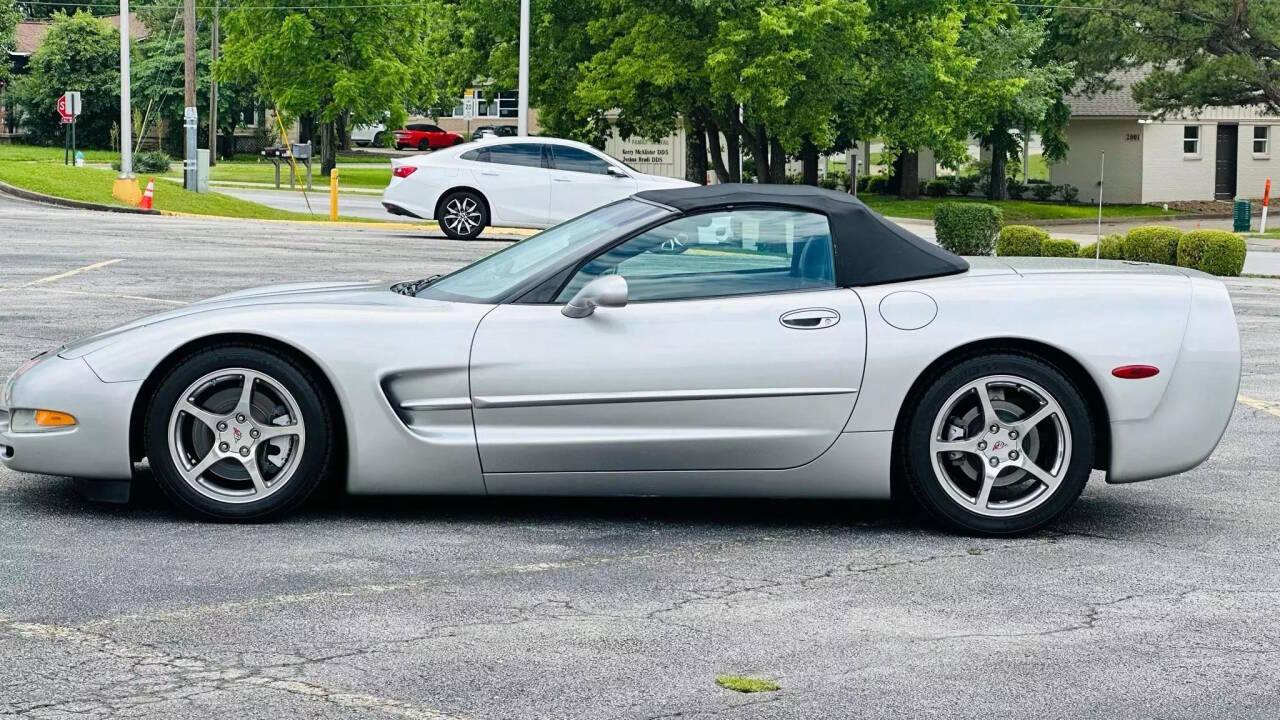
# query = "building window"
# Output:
<box><xmin>1183</xmin><ymin>125</ymin><xmax>1200</xmax><ymax>156</ymax></box>
<box><xmin>1254</xmin><ymin>126</ymin><xmax>1270</xmax><ymax>156</ymax></box>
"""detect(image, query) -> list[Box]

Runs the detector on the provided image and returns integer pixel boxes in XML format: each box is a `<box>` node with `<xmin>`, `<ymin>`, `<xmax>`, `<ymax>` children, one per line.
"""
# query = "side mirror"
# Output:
<box><xmin>562</xmin><ymin>275</ymin><xmax>628</xmax><ymax>318</ymax></box>
<box><xmin>606</xmin><ymin>166</ymin><xmax>629</xmax><ymax>179</ymax></box>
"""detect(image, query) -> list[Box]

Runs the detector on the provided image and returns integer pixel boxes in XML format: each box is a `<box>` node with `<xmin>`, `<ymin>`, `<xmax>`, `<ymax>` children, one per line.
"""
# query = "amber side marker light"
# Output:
<box><xmin>1112</xmin><ymin>365</ymin><xmax>1160</xmax><ymax>379</ymax></box>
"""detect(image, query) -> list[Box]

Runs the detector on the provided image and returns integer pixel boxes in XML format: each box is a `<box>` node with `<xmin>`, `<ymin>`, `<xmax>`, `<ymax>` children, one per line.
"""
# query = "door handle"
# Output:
<box><xmin>480</xmin><ymin>171</ymin><xmax>499</xmax><ymax>176</ymax></box>
<box><xmin>553</xmin><ymin>177</ymin><xmax>572</xmax><ymax>182</ymax></box>
<box><xmin>780</xmin><ymin>308</ymin><xmax>840</xmax><ymax>330</ymax></box>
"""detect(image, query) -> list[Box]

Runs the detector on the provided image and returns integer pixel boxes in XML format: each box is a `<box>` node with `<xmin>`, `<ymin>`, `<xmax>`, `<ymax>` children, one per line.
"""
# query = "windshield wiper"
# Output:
<box><xmin>391</xmin><ymin>275</ymin><xmax>442</xmax><ymax>296</ymax></box>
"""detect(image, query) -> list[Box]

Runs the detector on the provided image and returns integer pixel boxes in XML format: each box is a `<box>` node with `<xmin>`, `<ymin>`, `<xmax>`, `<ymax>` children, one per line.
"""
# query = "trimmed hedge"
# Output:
<box><xmin>924</xmin><ymin>179</ymin><xmax>950</xmax><ymax>197</ymax></box>
<box><xmin>1177</xmin><ymin>229</ymin><xmax>1247</xmax><ymax>276</ymax></box>
<box><xmin>996</xmin><ymin>225</ymin><xmax>1049</xmax><ymax>256</ymax></box>
<box><xmin>866</xmin><ymin>175</ymin><xmax>891</xmax><ymax>194</ymax></box>
<box><xmin>1123</xmin><ymin>226</ymin><xmax>1182</xmax><ymax>265</ymax></box>
<box><xmin>1078</xmin><ymin>234</ymin><xmax>1124</xmax><ymax>259</ymax></box>
<box><xmin>1042</xmin><ymin>237</ymin><xmax>1080</xmax><ymax>257</ymax></box>
<box><xmin>934</xmin><ymin>202</ymin><xmax>1002</xmax><ymax>256</ymax></box>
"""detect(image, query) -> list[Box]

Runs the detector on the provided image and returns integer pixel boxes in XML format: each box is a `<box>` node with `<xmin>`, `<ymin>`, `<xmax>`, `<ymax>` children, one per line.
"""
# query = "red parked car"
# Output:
<box><xmin>393</xmin><ymin>123</ymin><xmax>464</xmax><ymax>151</ymax></box>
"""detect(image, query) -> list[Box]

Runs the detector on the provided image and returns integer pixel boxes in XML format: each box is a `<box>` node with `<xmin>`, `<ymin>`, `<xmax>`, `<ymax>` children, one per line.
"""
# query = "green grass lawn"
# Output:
<box><xmin>0</xmin><ymin>156</ymin><xmax>383</xmax><ymax>222</ymax></box>
<box><xmin>162</xmin><ymin>161</ymin><xmax>391</xmax><ymax>190</ymax></box>
<box><xmin>859</xmin><ymin>194</ymin><xmax>1176</xmax><ymax>222</ymax></box>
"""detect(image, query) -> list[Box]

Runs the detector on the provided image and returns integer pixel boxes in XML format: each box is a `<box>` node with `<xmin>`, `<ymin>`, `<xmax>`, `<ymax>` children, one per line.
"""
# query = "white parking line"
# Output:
<box><xmin>7</xmin><ymin>258</ymin><xmax>124</xmax><ymax>289</ymax></box>
<box><xmin>30</xmin><ymin>286</ymin><xmax>187</xmax><ymax>306</ymax></box>
<box><xmin>1238</xmin><ymin>394</ymin><xmax>1280</xmax><ymax>418</ymax></box>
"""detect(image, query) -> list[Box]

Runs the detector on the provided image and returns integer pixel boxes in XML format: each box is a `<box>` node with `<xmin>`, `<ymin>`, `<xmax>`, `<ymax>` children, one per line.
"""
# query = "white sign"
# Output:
<box><xmin>462</xmin><ymin>97</ymin><xmax>478</xmax><ymax>121</ymax></box>
<box><xmin>57</xmin><ymin>91</ymin><xmax>81</xmax><ymax>120</ymax></box>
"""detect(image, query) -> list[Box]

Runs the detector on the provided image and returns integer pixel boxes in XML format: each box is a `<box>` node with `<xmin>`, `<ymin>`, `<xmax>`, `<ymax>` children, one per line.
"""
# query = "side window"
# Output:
<box><xmin>407</xmin><ymin>123</ymin><xmax>428</xmax><ymax>131</ymax></box>
<box><xmin>460</xmin><ymin>147</ymin><xmax>490</xmax><ymax>162</ymax></box>
<box><xmin>553</xmin><ymin>145</ymin><xmax>611</xmax><ymax>175</ymax></box>
<box><xmin>556</xmin><ymin>210</ymin><xmax>835</xmax><ymax>303</ymax></box>
<box><xmin>425</xmin><ymin>125</ymin><xmax>443</xmax><ymax>133</ymax></box>
<box><xmin>488</xmin><ymin>143</ymin><xmax>545</xmax><ymax>169</ymax></box>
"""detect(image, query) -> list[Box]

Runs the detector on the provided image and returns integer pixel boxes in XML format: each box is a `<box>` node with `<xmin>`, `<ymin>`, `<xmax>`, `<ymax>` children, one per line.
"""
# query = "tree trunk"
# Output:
<box><xmin>898</xmin><ymin>149</ymin><xmax>920</xmax><ymax>199</ymax></box>
<box><xmin>704</xmin><ymin>113</ymin><xmax>730</xmax><ymax>184</ymax></box>
<box><xmin>338</xmin><ymin>112</ymin><xmax>351</xmax><ymax>151</ymax></box>
<box><xmin>801</xmin><ymin>138</ymin><xmax>819</xmax><ymax>186</ymax></box>
<box><xmin>988</xmin><ymin>134</ymin><xmax>1008</xmax><ymax>200</ymax></box>
<box><xmin>754</xmin><ymin>125</ymin><xmax>770</xmax><ymax>182</ymax></box>
<box><xmin>769</xmin><ymin>138</ymin><xmax>785</xmax><ymax>183</ymax></box>
<box><xmin>321</xmin><ymin>120</ymin><xmax>337</xmax><ymax>176</ymax></box>
<box><xmin>684</xmin><ymin>115</ymin><xmax>708</xmax><ymax>184</ymax></box>
<box><xmin>727</xmin><ymin>127</ymin><xmax>740</xmax><ymax>183</ymax></box>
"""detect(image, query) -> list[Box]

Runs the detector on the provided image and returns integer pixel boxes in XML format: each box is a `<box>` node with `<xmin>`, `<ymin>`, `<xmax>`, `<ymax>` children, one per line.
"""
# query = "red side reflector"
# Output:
<box><xmin>1112</xmin><ymin>365</ymin><xmax>1160</xmax><ymax>379</ymax></box>
<box><xmin>392</xmin><ymin>166</ymin><xmax>417</xmax><ymax>178</ymax></box>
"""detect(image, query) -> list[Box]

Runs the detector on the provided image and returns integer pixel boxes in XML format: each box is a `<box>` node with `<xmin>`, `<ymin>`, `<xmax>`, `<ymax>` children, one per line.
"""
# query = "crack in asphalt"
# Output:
<box><xmin>0</xmin><ymin>618</ymin><xmax>469</xmax><ymax>719</ymax></box>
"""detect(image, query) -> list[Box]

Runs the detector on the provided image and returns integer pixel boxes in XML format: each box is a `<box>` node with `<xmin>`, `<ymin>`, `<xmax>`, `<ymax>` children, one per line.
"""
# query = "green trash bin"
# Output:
<box><xmin>1234</xmin><ymin>199</ymin><xmax>1252</xmax><ymax>232</ymax></box>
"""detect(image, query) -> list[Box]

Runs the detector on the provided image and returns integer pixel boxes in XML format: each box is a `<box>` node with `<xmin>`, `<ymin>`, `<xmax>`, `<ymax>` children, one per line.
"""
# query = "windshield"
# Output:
<box><xmin>417</xmin><ymin>199</ymin><xmax>670</xmax><ymax>303</ymax></box>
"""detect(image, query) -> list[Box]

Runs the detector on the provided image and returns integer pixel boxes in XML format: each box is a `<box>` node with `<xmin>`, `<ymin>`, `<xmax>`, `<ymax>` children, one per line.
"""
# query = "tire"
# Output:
<box><xmin>437</xmin><ymin>189</ymin><xmax>488</xmax><ymax>240</ymax></box>
<box><xmin>372</xmin><ymin>131</ymin><xmax>385</xmax><ymax>147</ymax></box>
<box><xmin>902</xmin><ymin>353</ymin><xmax>1094</xmax><ymax>536</ymax></box>
<box><xmin>418</xmin><ymin>139</ymin><xmax>429</xmax><ymax>151</ymax></box>
<box><xmin>144</xmin><ymin>345</ymin><xmax>336</xmax><ymax>521</ymax></box>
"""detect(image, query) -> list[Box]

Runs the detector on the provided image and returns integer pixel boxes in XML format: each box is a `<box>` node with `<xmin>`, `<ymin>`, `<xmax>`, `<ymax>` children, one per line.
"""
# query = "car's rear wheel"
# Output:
<box><xmin>145</xmin><ymin>345</ymin><xmax>335</xmax><ymax>521</ymax></box>
<box><xmin>903</xmin><ymin>353</ymin><xmax>1094</xmax><ymax>536</ymax></box>
<box><xmin>438</xmin><ymin>190</ymin><xmax>488</xmax><ymax>240</ymax></box>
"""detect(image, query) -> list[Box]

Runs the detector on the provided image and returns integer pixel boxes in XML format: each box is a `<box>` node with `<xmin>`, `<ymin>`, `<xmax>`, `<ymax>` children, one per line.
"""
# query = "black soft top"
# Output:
<box><xmin>634</xmin><ymin>183</ymin><xmax>968</xmax><ymax>286</ymax></box>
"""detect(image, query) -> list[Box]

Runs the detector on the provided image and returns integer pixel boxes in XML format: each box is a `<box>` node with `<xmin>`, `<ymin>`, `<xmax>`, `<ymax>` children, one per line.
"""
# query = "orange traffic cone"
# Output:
<box><xmin>139</xmin><ymin>177</ymin><xmax>155</xmax><ymax>210</ymax></box>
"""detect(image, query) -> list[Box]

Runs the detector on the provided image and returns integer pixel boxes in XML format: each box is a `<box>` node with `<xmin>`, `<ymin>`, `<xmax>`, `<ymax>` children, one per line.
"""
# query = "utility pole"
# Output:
<box><xmin>183</xmin><ymin>0</ymin><xmax>197</xmax><ymax>190</ymax></box>
<box><xmin>516</xmin><ymin>0</ymin><xmax>529</xmax><ymax>136</ymax></box>
<box><xmin>111</xmin><ymin>0</ymin><xmax>140</xmax><ymax>205</ymax></box>
<box><xmin>208</xmin><ymin>0</ymin><xmax>218</xmax><ymax>167</ymax></box>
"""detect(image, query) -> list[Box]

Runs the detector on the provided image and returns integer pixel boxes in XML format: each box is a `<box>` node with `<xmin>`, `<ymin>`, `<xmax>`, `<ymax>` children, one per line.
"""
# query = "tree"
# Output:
<box><xmin>1</xmin><ymin>0</ymin><xmax>18</xmax><ymax>87</ymax></box>
<box><xmin>11</xmin><ymin>10</ymin><xmax>119</xmax><ymax>147</ymax></box>
<box><xmin>1054</xmin><ymin>1</ymin><xmax>1280</xmax><ymax>116</ymax></box>
<box><xmin>962</xmin><ymin>14</ymin><xmax>1073</xmax><ymax>200</ymax></box>
<box><xmin>219</xmin><ymin>0</ymin><xmax>441</xmax><ymax>174</ymax></box>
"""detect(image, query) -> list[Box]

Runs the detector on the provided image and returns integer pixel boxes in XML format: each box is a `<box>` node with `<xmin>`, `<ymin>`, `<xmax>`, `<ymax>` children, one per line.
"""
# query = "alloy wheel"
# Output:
<box><xmin>167</xmin><ymin>368</ymin><xmax>306</xmax><ymax>504</ymax></box>
<box><xmin>443</xmin><ymin>196</ymin><xmax>483</xmax><ymax>237</ymax></box>
<box><xmin>927</xmin><ymin>374</ymin><xmax>1072</xmax><ymax>518</ymax></box>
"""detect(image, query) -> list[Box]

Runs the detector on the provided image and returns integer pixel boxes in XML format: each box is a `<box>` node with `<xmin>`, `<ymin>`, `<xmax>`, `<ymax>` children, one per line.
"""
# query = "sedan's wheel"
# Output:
<box><xmin>438</xmin><ymin>190</ymin><xmax>488</xmax><ymax>240</ymax></box>
<box><xmin>145</xmin><ymin>346</ymin><xmax>335</xmax><ymax>521</ymax></box>
<box><xmin>418</xmin><ymin>139</ymin><xmax>429</xmax><ymax>151</ymax></box>
<box><xmin>904</xmin><ymin>353</ymin><xmax>1094</xmax><ymax>535</ymax></box>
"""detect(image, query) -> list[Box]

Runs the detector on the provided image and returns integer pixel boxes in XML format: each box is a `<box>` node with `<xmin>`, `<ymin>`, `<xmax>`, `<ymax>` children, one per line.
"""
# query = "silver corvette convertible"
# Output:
<box><xmin>1</xmin><ymin>185</ymin><xmax>1240</xmax><ymax>534</ymax></box>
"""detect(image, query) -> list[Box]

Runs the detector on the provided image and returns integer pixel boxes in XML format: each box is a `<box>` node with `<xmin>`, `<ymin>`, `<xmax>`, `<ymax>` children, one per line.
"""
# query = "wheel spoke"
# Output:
<box><xmin>179</xmin><ymin>449</ymin><xmax>222</xmax><ymax>482</ymax></box>
<box><xmin>974</xmin><ymin>381</ymin><xmax>999</xmax><ymax>427</ymax></box>
<box><xmin>234</xmin><ymin>372</ymin><xmax>256</xmax><ymax>417</ymax></box>
<box><xmin>975</xmin><ymin>464</ymin><xmax>999</xmax><ymax>509</ymax></box>
<box><xmin>240</xmin><ymin>454</ymin><xmax>269</xmax><ymax>494</ymax></box>
<box><xmin>178</xmin><ymin>400</ymin><xmax>222</xmax><ymax>432</ymax></box>
<box><xmin>930</xmin><ymin>437</ymin><xmax>981</xmax><ymax>457</ymax></box>
<box><xmin>256</xmin><ymin>424</ymin><xmax>301</xmax><ymax>441</ymax></box>
<box><xmin>1019</xmin><ymin>457</ymin><xmax>1061</xmax><ymax>492</ymax></box>
<box><xmin>1014</xmin><ymin>403</ymin><xmax>1055</xmax><ymax>434</ymax></box>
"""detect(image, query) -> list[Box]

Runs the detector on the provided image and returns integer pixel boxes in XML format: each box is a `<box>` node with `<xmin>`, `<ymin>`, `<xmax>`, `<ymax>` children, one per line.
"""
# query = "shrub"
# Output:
<box><xmin>924</xmin><ymin>179</ymin><xmax>950</xmax><ymax>197</ymax></box>
<box><xmin>866</xmin><ymin>174</ymin><xmax>890</xmax><ymax>194</ymax></box>
<box><xmin>820</xmin><ymin>169</ymin><xmax>849</xmax><ymax>191</ymax></box>
<box><xmin>1123</xmin><ymin>226</ymin><xmax>1182</xmax><ymax>265</ymax></box>
<box><xmin>934</xmin><ymin>202</ymin><xmax>1002</xmax><ymax>256</ymax></box>
<box><xmin>1059</xmin><ymin>184</ymin><xmax>1079</xmax><ymax>203</ymax></box>
<box><xmin>953</xmin><ymin>175</ymin><xmax>978</xmax><ymax>196</ymax></box>
<box><xmin>1176</xmin><ymin>229</ymin><xmax>1247</xmax><ymax>276</ymax></box>
<box><xmin>111</xmin><ymin>150</ymin><xmax>171</xmax><ymax>174</ymax></box>
<box><xmin>1078</xmin><ymin>234</ymin><xmax>1124</xmax><ymax>259</ymax></box>
<box><xmin>996</xmin><ymin>225</ymin><xmax>1048</xmax><ymax>256</ymax></box>
<box><xmin>1031</xmin><ymin>183</ymin><xmax>1056</xmax><ymax>201</ymax></box>
<box><xmin>1042</xmin><ymin>237</ymin><xmax>1080</xmax><ymax>257</ymax></box>
<box><xmin>1006</xmin><ymin>178</ymin><xmax>1028</xmax><ymax>200</ymax></box>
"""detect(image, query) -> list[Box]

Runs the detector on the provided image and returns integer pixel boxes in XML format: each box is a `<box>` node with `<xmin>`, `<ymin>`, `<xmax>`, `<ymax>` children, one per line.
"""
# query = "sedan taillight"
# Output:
<box><xmin>393</xmin><ymin>166</ymin><xmax>417</xmax><ymax>178</ymax></box>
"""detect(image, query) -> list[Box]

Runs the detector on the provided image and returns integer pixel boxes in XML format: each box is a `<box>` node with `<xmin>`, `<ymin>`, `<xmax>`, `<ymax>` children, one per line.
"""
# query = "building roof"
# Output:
<box><xmin>1066</xmin><ymin>68</ymin><xmax>1148</xmax><ymax>118</ymax></box>
<box><xmin>634</xmin><ymin>183</ymin><xmax>969</xmax><ymax>286</ymax></box>
<box><xmin>12</xmin><ymin>14</ymin><xmax>146</xmax><ymax>56</ymax></box>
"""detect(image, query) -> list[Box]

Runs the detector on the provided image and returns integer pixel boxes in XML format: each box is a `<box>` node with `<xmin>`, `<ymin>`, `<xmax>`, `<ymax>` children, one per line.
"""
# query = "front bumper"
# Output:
<box><xmin>0</xmin><ymin>354</ymin><xmax>139</xmax><ymax>480</ymax></box>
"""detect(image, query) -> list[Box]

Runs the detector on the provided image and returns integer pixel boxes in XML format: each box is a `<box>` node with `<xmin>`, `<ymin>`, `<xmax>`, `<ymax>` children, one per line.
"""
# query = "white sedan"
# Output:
<box><xmin>381</xmin><ymin>136</ymin><xmax>694</xmax><ymax>239</ymax></box>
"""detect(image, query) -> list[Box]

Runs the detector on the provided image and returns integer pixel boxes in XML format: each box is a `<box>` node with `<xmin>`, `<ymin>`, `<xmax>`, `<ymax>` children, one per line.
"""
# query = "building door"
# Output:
<box><xmin>1215</xmin><ymin>125</ymin><xmax>1238</xmax><ymax>200</ymax></box>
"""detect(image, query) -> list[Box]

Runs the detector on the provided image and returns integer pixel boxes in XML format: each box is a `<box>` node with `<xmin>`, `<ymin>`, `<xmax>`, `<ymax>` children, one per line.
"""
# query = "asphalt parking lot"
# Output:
<box><xmin>2</xmin><ymin>193</ymin><xmax>1279</xmax><ymax>719</ymax></box>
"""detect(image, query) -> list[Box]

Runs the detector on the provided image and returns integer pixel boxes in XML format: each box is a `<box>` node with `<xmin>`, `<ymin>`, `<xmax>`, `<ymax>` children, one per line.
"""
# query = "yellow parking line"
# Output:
<box><xmin>1</xmin><ymin>258</ymin><xmax>124</xmax><ymax>291</ymax></box>
<box><xmin>29</xmin><ymin>287</ymin><xmax>186</xmax><ymax>306</ymax></box>
<box><xmin>1238</xmin><ymin>394</ymin><xmax>1280</xmax><ymax>418</ymax></box>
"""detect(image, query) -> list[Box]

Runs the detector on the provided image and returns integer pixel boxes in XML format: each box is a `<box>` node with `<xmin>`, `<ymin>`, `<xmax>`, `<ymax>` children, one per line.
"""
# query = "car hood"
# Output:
<box><xmin>58</xmin><ymin>281</ymin><xmax>409</xmax><ymax>359</ymax></box>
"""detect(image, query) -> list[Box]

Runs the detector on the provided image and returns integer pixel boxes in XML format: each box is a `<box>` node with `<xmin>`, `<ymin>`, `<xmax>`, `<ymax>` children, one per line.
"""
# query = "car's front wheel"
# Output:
<box><xmin>417</xmin><ymin>139</ymin><xmax>429</xmax><ymax>151</ymax></box>
<box><xmin>144</xmin><ymin>345</ymin><xmax>335</xmax><ymax>521</ymax></box>
<box><xmin>903</xmin><ymin>353</ymin><xmax>1094</xmax><ymax>536</ymax></box>
<box><xmin>437</xmin><ymin>190</ymin><xmax>488</xmax><ymax>240</ymax></box>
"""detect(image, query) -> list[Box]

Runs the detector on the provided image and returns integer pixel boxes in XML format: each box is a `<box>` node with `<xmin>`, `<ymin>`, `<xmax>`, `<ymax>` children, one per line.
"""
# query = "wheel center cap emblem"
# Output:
<box><xmin>991</xmin><ymin>440</ymin><xmax>1006</xmax><ymax>452</ymax></box>
<box><xmin>232</xmin><ymin>427</ymin><xmax>242</xmax><ymax>442</ymax></box>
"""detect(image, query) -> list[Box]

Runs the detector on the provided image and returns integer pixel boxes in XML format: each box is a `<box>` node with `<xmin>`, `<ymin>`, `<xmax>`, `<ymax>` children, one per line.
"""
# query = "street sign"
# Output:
<box><xmin>57</xmin><ymin>91</ymin><xmax>81</xmax><ymax>121</ymax></box>
<box><xmin>462</xmin><ymin>97</ymin><xmax>478</xmax><ymax>121</ymax></box>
